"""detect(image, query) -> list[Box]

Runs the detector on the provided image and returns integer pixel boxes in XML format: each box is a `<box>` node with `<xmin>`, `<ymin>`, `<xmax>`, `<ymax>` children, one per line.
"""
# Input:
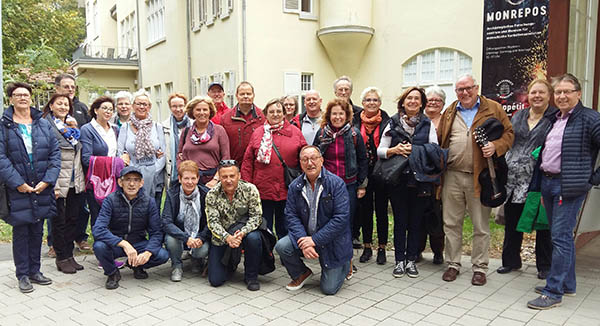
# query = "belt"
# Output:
<box><xmin>542</xmin><ymin>171</ymin><xmax>560</xmax><ymax>179</ymax></box>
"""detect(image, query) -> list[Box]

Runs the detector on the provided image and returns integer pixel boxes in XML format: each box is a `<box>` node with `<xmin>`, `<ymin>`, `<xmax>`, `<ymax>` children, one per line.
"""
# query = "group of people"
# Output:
<box><xmin>2</xmin><ymin>72</ymin><xmax>598</xmax><ymax>310</ymax></box>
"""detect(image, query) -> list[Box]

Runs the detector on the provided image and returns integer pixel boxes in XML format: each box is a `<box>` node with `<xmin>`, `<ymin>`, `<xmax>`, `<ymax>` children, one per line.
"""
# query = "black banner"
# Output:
<box><xmin>481</xmin><ymin>0</ymin><xmax>550</xmax><ymax>115</ymax></box>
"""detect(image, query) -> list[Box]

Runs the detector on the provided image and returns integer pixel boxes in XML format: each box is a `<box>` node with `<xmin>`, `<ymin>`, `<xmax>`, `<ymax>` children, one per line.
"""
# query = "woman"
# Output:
<box><xmin>282</xmin><ymin>95</ymin><xmax>299</xmax><ymax>123</ymax></box>
<box><xmin>497</xmin><ymin>79</ymin><xmax>555</xmax><ymax>279</ymax></box>
<box><xmin>42</xmin><ymin>93</ymin><xmax>86</xmax><ymax>274</ymax></box>
<box><xmin>118</xmin><ymin>89</ymin><xmax>167</xmax><ymax>209</ymax></box>
<box><xmin>112</xmin><ymin>91</ymin><xmax>132</xmax><ymax>128</ymax></box>
<box><xmin>177</xmin><ymin>96</ymin><xmax>230</xmax><ymax>188</ymax></box>
<box><xmin>353</xmin><ymin>87</ymin><xmax>390</xmax><ymax>264</ymax></box>
<box><xmin>0</xmin><ymin>82</ymin><xmax>60</xmax><ymax>293</ymax></box>
<box><xmin>377</xmin><ymin>87</ymin><xmax>442</xmax><ymax>278</ymax></box>
<box><xmin>313</xmin><ymin>98</ymin><xmax>368</xmax><ymax>279</ymax></box>
<box><xmin>241</xmin><ymin>98</ymin><xmax>307</xmax><ymax>238</ymax></box>
<box><xmin>527</xmin><ymin>74</ymin><xmax>600</xmax><ymax>310</ymax></box>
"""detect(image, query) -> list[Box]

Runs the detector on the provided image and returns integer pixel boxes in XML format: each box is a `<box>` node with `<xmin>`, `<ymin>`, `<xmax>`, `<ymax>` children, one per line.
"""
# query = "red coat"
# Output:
<box><xmin>220</xmin><ymin>105</ymin><xmax>265</xmax><ymax>164</ymax></box>
<box><xmin>241</xmin><ymin>121</ymin><xmax>307</xmax><ymax>201</ymax></box>
<box><xmin>210</xmin><ymin>102</ymin><xmax>231</xmax><ymax>125</ymax></box>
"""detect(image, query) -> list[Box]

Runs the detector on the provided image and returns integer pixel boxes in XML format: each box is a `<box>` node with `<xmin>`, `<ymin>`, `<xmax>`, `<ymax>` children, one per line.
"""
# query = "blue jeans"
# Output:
<box><xmin>540</xmin><ymin>175</ymin><xmax>586</xmax><ymax>300</ymax></box>
<box><xmin>93</xmin><ymin>240</ymin><xmax>169</xmax><ymax>276</ymax></box>
<box><xmin>13</xmin><ymin>220</ymin><xmax>44</xmax><ymax>279</ymax></box>
<box><xmin>275</xmin><ymin>235</ymin><xmax>350</xmax><ymax>295</ymax></box>
<box><xmin>261</xmin><ymin>200</ymin><xmax>287</xmax><ymax>239</ymax></box>
<box><xmin>164</xmin><ymin>234</ymin><xmax>210</xmax><ymax>268</ymax></box>
<box><xmin>207</xmin><ymin>230</ymin><xmax>262</xmax><ymax>287</ymax></box>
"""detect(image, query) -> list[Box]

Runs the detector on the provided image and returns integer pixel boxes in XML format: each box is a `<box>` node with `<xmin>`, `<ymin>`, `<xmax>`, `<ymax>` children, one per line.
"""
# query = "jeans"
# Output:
<box><xmin>389</xmin><ymin>182</ymin><xmax>426</xmax><ymax>262</ymax></box>
<box><xmin>93</xmin><ymin>240</ymin><xmax>169</xmax><ymax>276</ymax></box>
<box><xmin>164</xmin><ymin>234</ymin><xmax>210</xmax><ymax>268</ymax></box>
<box><xmin>53</xmin><ymin>189</ymin><xmax>84</xmax><ymax>260</ymax></box>
<box><xmin>275</xmin><ymin>235</ymin><xmax>350</xmax><ymax>295</ymax></box>
<box><xmin>357</xmin><ymin>181</ymin><xmax>389</xmax><ymax>245</ymax></box>
<box><xmin>540</xmin><ymin>175</ymin><xmax>586</xmax><ymax>300</ymax></box>
<box><xmin>261</xmin><ymin>200</ymin><xmax>287</xmax><ymax>239</ymax></box>
<box><xmin>346</xmin><ymin>183</ymin><xmax>359</xmax><ymax>240</ymax></box>
<box><xmin>12</xmin><ymin>220</ymin><xmax>44</xmax><ymax>279</ymax></box>
<box><xmin>207</xmin><ymin>230</ymin><xmax>262</xmax><ymax>287</ymax></box>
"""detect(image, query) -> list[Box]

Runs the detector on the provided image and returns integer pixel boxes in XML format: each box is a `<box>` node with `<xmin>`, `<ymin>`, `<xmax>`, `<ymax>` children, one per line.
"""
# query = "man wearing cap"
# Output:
<box><xmin>92</xmin><ymin>166</ymin><xmax>169</xmax><ymax>289</ymax></box>
<box><xmin>208</xmin><ymin>82</ymin><xmax>231</xmax><ymax>125</ymax></box>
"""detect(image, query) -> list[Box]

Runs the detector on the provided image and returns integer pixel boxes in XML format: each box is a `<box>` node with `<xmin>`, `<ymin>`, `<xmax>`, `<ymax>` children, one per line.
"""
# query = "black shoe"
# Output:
<box><xmin>496</xmin><ymin>266</ymin><xmax>515</xmax><ymax>274</ymax></box>
<box><xmin>29</xmin><ymin>272</ymin><xmax>52</xmax><ymax>285</ymax></box>
<box><xmin>415</xmin><ymin>253</ymin><xmax>424</xmax><ymax>263</ymax></box>
<box><xmin>433</xmin><ymin>253</ymin><xmax>444</xmax><ymax>265</ymax></box>
<box><xmin>18</xmin><ymin>276</ymin><xmax>33</xmax><ymax>293</ymax></box>
<box><xmin>392</xmin><ymin>261</ymin><xmax>405</xmax><ymax>278</ymax></box>
<box><xmin>537</xmin><ymin>270</ymin><xmax>549</xmax><ymax>280</ymax></box>
<box><xmin>376</xmin><ymin>248</ymin><xmax>386</xmax><ymax>265</ymax></box>
<box><xmin>246</xmin><ymin>279</ymin><xmax>260</xmax><ymax>291</ymax></box>
<box><xmin>405</xmin><ymin>260</ymin><xmax>419</xmax><ymax>278</ymax></box>
<box><xmin>352</xmin><ymin>238</ymin><xmax>362</xmax><ymax>249</ymax></box>
<box><xmin>106</xmin><ymin>269</ymin><xmax>121</xmax><ymax>290</ymax></box>
<box><xmin>133</xmin><ymin>267</ymin><xmax>148</xmax><ymax>279</ymax></box>
<box><xmin>352</xmin><ymin>262</ymin><xmax>358</xmax><ymax>272</ymax></box>
<box><xmin>359</xmin><ymin>248</ymin><xmax>372</xmax><ymax>263</ymax></box>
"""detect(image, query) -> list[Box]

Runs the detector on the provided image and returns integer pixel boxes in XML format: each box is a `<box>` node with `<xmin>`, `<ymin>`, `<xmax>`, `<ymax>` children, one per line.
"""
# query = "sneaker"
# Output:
<box><xmin>405</xmin><ymin>260</ymin><xmax>419</xmax><ymax>278</ymax></box>
<box><xmin>18</xmin><ymin>276</ymin><xmax>33</xmax><ymax>293</ymax></box>
<box><xmin>534</xmin><ymin>285</ymin><xmax>576</xmax><ymax>297</ymax></box>
<box><xmin>527</xmin><ymin>295</ymin><xmax>561</xmax><ymax>310</ymax></box>
<box><xmin>246</xmin><ymin>279</ymin><xmax>260</xmax><ymax>291</ymax></box>
<box><xmin>47</xmin><ymin>246</ymin><xmax>56</xmax><ymax>258</ymax></box>
<box><xmin>346</xmin><ymin>267</ymin><xmax>354</xmax><ymax>280</ymax></box>
<box><xmin>393</xmin><ymin>261</ymin><xmax>405</xmax><ymax>278</ymax></box>
<box><xmin>376</xmin><ymin>248</ymin><xmax>386</xmax><ymax>265</ymax></box>
<box><xmin>359</xmin><ymin>247</ymin><xmax>372</xmax><ymax>263</ymax></box>
<box><xmin>352</xmin><ymin>238</ymin><xmax>362</xmax><ymax>249</ymax></box>
<box><xmin>133</xmin><ymin>267</ymin><xmax>148</xmax><ymax>279</ymax></box>
<box><xmin>29</xmin><ymin>272</ymin><xmax>52</xmax><ymax>285</ymax></box>
<box><xmin>286</xmin><ymin>268</ymin><xmax>313</xmax><ymax>291</ymax></box>
<box><xmin>105</xmin><ymin>269</ymin><xmax>121</xmax><ymax>290</ymax></box>
<box><xmin>171</xmin><ymin>267</ymin><xmax>183</xmax><ymax>282</ymax></box>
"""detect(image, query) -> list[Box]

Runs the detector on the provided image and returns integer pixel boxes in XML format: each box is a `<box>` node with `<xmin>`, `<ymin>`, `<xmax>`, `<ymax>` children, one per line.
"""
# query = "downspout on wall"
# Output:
<box><xmin>186</xmin><ymin>0</ymin><xmax>193</xmax><ymax>96</ymax></box>
<box><xmin>242</xmin><ymin>0</ymin><xmax>247</xmax><ymax>81</ymax></box>
<box><xmin>135</xmin><ymin>0</ymin><xmax>143</xmax><ymax>88</ymax></box>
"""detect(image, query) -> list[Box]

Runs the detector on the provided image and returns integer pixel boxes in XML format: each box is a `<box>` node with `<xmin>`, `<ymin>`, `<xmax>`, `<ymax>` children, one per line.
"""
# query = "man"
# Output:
<box><xmin>55</xmin><ymin>74</ymin><xmax>91</xmax><ymax>128</ymax></box>
<box><xmin>275</xmin><ymin>146</ymin><xmax>352</xmax><ymax>295</ymax></box>
<box><xmin>220</xmin><ymin>82</ymin><xmax>264</xmax><ymax>164</ymax></box>
<box><xmin>207</xmin><ymin>82</ymin><xmax>231</xmax><ymax>124</ymax></box>
<box><xmin>437</xmin><ymin>74</ymin><xmax>514</xmax><ymax>286</ymax></box>
<box><xmin>162</xmin><ymin>160</ymin><xmax>210</xmax><ymax>282</ymax></box>
<box><xmin>92</xmin><ymin>166</ymin><xmax>169</xmax><ymax>290</ymax></box>
<box><xmin>205</xmin><ymin>160</ymin><xmax>263</xmax><ymax>291</ymax></box>
<box><xmin>291</xmin><ymin>90</ymin><xmax>322</xmax><ymax>145</ymax></box>
<box><xmin>162</xmin><ymin>93</ymin><xmax>193</xmax><ymax>187</ymax></box>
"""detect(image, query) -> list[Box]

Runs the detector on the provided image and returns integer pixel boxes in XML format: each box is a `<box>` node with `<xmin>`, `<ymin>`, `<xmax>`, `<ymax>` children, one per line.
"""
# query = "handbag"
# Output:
<box><xmin>371</xmin><ymin>154</ymin><xmax>408</xmax><ymax>187</ymax></box>
<box><xmin>272</xmin><ymin>143</ymin><xmax>302</xmax><ymax>188</ymax></box>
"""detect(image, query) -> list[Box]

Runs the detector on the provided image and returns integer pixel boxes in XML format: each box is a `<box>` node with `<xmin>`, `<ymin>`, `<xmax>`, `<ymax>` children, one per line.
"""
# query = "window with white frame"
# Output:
<box><xmin>402</xmin><ymin>48</ymin><xmax>473</xmax><ymax>104</ymax></box>
<box><xmin>284</xmin><ymin>72</ymin><xmax>314</xmax><ymax>112</ymax></box>
<box><xmin>154</xmin><ymin>85</ymin><xmax>163</xmax><ymax>119</ymax></box>
<box><xmin>224</xmin><ymin>71</ymin><xmax>236</xmax><ymax>107</ymax></box>
<box><xmin>283</xmin><ymin>0</ymin><xmax>314</xmax><ymax>17</ymax></box>
<box><xmin>301</xmin><ymin>73</ymin><xmax>313</xmax><ymax>91</ymax></box>
<box><xmin>212</xmin><ymin>0</ymin><xmax>220</xmax><ymax>19</ymax></box>
<box><xmin>92</xmin><ymin>1</ymin><xmax>99</xmax><ymax>37</ymax></box>
<box><xmin>119</xmin><ymin>12</ymin><xmax>137</xmax><ymax>57</ymax></box>
<box><xmin>220</xmin><ymin>0</ymin><xmax>233</xmax><ymax>18</ymax></box>
<box><xmin>190</xmin><ymin>0</ymin><xmax>207</xmax><ymax>30</ymax></box>
<box><xmin>199</xmin><ymin>76</ymin><xmax>209</xmax><ymax>96</ymax></box>
<box><xmin>147</xmin><ymin>0</ymin><xmax>165</xmax><ymax>44</ymax></box>
<box><xmin>165</xmin><ymin>82</ymin><xmax>173</xmax><ymax>97</ymax></box>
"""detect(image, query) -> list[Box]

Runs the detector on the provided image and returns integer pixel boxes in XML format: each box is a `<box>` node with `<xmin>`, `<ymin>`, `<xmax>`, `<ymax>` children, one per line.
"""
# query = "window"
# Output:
<box><xmin>568</xmin><ymin>0</ymin><xmax>597</xmax><ymax>106</ymax></box>
<box><xmin>301</xmin><ymin>73</ymin><xmax>313</xmax><ymax>91</ymax></box>
<box><xmin>119</xmin><ymin>12</ymin><xmax>137</xmax><ymax>57</ymax></box>
<box><xmin>402</xmin><ymin>48</ymin><xmax>473</xmax><ymax>104</ymax></box>
<box><xmin>224</xmin><ymin>71</ymin><xmax>236</xmax><ymax>107</ymax></box>
<box><xmin>190</xmin><ymin>0</ymin><xmax>208</xmax><ymax>30</ymax></box>
<box><xmin>92</xmin><ymin>1</ymin><xmax>98</xmax><ymax>37</ymax></box>
<box><xmin>147</xmin><ymin>0</ymin><xmax>165</xmax><ymax>44</ymax></box>
<box><xmin>165</xmin><ymin>82</ymin><xmax>173</xmax><ymax>97</ymax></box>
<box><xmin>221</xmin><ymin>0</ymin><xmax>233</xmax><ymax>19</ymax></box>
<box><xmin>283</xmin><ymin>0</ymin><xmax>315</xmax><ymax>18</ymax></box>
<box><xmin>212</xmin><ymin>0</ymin><xmax>220</xmax><ymax>19</ymax></box>
<box><xmin>199</xmin><ymin>76</ymin><xmax>209</xmax><ymax>96</ymax></box>
<box><xmin>284</xmin><ymin>72</ymin><xmax>313</xmax><ymax>112</ymax></box>
<box><xmin>154</xmin><ymin>85</ymin><xmax>163</xmax><ymax>120</ymax></box>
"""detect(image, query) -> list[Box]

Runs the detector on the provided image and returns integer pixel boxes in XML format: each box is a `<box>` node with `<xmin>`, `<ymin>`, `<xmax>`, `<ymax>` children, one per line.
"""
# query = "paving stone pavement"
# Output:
<box><xmin>0</xmin><ymin>249</ymin><xmax>598</xmax><ymax>325</ymax></box>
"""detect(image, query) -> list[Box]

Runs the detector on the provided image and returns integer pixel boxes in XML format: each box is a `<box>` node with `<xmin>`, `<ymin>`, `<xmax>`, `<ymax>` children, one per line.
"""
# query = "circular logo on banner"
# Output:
<box><xmin>506</xmin><ymin>0</ymin><xmax>525</xmax><ymax>5</ymax></box>
<box><xmin>496</xmin><ymin>79</ymin><xmax>515</xmax><ymax>99</ymax></box>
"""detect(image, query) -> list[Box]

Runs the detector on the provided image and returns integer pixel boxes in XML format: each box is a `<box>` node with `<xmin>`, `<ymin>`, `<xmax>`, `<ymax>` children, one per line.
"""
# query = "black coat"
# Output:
<box><xmin>161</xmin><ymin>183</ymin><xmax>210</xmax><ymax>243</ymax></box>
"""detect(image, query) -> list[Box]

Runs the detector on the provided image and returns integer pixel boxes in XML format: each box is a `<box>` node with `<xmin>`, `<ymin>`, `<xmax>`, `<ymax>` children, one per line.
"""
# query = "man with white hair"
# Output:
<box><xmin>292</xmin><ymin>90</ymin><xmax>323</xmax><ymax>145</ymax></box>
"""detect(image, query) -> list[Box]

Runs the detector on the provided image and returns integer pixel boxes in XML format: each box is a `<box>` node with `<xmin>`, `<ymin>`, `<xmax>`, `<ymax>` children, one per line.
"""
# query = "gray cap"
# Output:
<box><xmin>119</xmin><ymin>166</ymin><xmax>143</xmax><ymax>178</ymax></box>
<box><xmin>208</xmin><ymin>82</ymin><xmax>224</xmax><ymax>91</ymax></box>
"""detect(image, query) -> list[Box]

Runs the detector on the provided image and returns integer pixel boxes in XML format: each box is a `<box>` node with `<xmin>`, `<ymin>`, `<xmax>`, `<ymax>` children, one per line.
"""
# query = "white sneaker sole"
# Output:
<box><xmin>286</xmin><ymin>273</ymin><xmax>312</xmax><ymax>291</ymax></box>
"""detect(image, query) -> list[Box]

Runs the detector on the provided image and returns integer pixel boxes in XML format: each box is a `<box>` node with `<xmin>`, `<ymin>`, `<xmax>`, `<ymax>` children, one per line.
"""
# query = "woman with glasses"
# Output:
<box><xmin>118</xmin><ymin>89</ymin><xmax>167</xmax><ymax>210</ymax></box>
<box><xmin>0</xmin><ymin>82</ymin><xmax>60</xmax><ymax>293</ymax></box>
<box><xmin>241</xmin><ymin>98</ymin><xmax>307</xmax><ymax>239</ymax></box>
<box><xmin>353</xmin><ymin>87</ymin><xmax>390</xmax><ymax>264</ymax></box>
<box><xmin>176</xmin><ymin>96</ymin><xmax>230</xmax><ymax>189</ymax></box>
<box><xmin>282</xmin><ymin>95</ymin><xmax>299</xmax><ymax>124</ymax></box>
<box><xmin>112</xmin><ymin>91</ymin><xmax>133</xmax><ymax>128</ymax></box>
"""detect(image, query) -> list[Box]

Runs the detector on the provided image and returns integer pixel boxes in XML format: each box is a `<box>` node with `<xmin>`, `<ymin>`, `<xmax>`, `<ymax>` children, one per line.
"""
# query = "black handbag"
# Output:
<box><xmin>371</xmin><ymin>154</ymin><xmax>409</xmax><ymax>187</ymax></box>
<box><xmin>272</xmin><ymin>143</ymin><xmax>302</xmax><ymax>188</ymax></box>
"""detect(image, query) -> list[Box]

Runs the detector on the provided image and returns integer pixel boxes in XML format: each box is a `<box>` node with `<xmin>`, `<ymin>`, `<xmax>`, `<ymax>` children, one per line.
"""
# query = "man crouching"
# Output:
<box><xmin>92</xmin><ymin>166</ymin><xmax>169</xmax><ymax>289</ymax></box>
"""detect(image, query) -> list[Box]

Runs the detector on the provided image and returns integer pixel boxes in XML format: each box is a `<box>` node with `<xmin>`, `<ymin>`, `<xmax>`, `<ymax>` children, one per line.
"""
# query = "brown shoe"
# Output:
<box><xmin>285</xmin><ymin>268</ymin><xmax>313</xmax><ymax>291</ymax></box>
<box><xmin>47</xmin><ymin>246</ymin><xmax>56</xmax><ymax>258</ymax></box>
<box><xmin>471</xmin><ymin>271</ymin><xmax>487</xmax><ymax>286</ymax></box>
<box><xmin>442</xmin><ymin>268</ymin><xmax>459</xmax><ymax>282</ymax></box>
<box><xmin>69</xmin><ymin>257</ymin><xmax>84</xmax><ymax>271</ymax></box>
<box><xmin>77</xmin><ymin>241</ymin><xmax>91</xmax><ymax>251</ymax></box>
<box><xmin>56</xmin><ymin>258</ymin><xmax>76</xmax><ymax>274</ymax></box>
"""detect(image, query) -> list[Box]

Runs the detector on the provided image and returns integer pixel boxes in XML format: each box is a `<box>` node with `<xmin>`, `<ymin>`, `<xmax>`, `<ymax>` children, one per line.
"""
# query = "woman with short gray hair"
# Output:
<box><xmin>113</xmin><ymin>91</ymin><xmax>133</xmax><ymax>128</ymax></box>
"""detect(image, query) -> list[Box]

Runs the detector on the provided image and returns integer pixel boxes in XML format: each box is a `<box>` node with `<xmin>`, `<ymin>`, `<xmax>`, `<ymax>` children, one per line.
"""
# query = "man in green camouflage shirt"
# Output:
<box><xmin>205</xmin><ymin>160</ymin><xmax>263</xmax><ymax>291</ymax></box>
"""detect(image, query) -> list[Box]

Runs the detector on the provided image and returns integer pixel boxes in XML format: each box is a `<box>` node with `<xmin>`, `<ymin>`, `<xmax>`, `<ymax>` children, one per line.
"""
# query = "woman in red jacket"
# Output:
<box><xmin>241</xmin><ymin>98</ymin><xmax>307</xmax><ymax>239</ymax></box>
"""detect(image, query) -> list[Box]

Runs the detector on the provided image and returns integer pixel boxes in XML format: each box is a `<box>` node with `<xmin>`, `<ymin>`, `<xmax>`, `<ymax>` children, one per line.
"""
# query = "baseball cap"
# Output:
<box><xmin>208</xmin><ymin>82</ymin><xmax>224</xmax><ymax>91</ymax></box>
<box><xmin>120</xmin><ymin>166</ymin><xmax>143</xmax><ymax>178</ymax></box>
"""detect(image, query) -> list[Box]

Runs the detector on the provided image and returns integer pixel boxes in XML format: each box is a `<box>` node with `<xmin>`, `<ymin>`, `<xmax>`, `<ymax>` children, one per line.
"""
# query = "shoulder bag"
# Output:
<box><xmin>272</xmin><ymin>143</ymin><xmax>302</xmax><ymax>188</ymax></box>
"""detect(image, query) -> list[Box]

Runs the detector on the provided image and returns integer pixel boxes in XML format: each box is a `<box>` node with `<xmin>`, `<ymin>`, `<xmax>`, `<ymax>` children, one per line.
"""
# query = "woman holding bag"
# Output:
<box><xmin>241</xmin><ymin>98</ymin><xmax>306</xmax><ymax>239</ymax></box>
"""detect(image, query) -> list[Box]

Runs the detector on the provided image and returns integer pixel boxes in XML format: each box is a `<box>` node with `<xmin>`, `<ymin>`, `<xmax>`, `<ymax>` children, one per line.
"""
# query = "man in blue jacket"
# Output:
<box><xmin>92</xmin><ymin>166</ymin><xmax>169</xmax><ymax>289</ymax></box>
<box><xmin>275</xmin><ymin>145</ymin><xmax>352</xmax><ymax>295</ymax></box>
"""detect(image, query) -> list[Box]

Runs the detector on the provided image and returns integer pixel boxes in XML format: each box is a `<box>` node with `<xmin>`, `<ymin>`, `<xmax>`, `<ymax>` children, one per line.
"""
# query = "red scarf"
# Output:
<box><xmin>360</xmin><ymin>110</ymin><xmax>382</xmax><ymax>147</ymax></box>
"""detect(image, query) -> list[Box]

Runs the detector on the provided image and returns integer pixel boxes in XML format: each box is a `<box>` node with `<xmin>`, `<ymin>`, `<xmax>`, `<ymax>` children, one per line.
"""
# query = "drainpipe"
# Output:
<box><xmin>186</xmin><ymin>0</ymin><xmax>192</xmax><ymax>95</ymax></box>
<box><xmin>242</xmin><ymin>0</ymin><xmax>247</xmax><ymax>80</ymax></box>
<box><xmin>135</xmin><ymin>0</ymin><xmax>143</xmax><ymax>89</ymax></box>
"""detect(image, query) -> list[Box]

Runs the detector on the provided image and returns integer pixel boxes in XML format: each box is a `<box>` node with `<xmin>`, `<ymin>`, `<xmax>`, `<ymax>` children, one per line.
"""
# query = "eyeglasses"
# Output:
<box><xmin>60</xmin><ymin>85</ymin><xmax>76</xmax><ymax>90</ymax></box>
<box><xmin>98</xmin><ymin>106</ymin><xmax>114</xmax><ymax>112</ymax></box>
<box><xmin>12</xmin><ymin>93</ymin><xmax>31</xmax><ymax>99</ymax></box>
<box><xmin>219</xmin><ymin>159</ymin><xmax>237</xmax><ymax>167</ymax></box>
<box><xmin>363</xmin><ymin>98</ymin><xmax>380</xmax><ymax>103</ymax></box>
<box><xmin>455</xmin><ymin>85</ymin><xmax>477</xmax><ymax>93</ymax></box>
<box><xmin>300</xmin><ymin>156</ymin><xmax>322</xmax><ymax>163</ymax></box>
<box><xmin>555</xmin><ymin>89</ymin><xmax>579</xmax><ymax>96</ymax></box>
<box><xmin>133</xmin><ymin>102</ymin><xmax>150</xmax><ymax>107</ymax></box>
<box><xmin>283</xmin><ymin>103</ymin><xmax>296</xmax><ymax>107</ymax></box>
<box><xmin>427</xmin><ymin>99</ymin><xmax>444</xmax><ymax>104</ymax></box>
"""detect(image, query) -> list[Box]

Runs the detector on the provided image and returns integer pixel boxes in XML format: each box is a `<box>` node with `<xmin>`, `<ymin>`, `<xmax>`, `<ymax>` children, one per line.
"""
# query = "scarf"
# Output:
<box><xmin>360</xmin><ymin>110</ymin><xmax>382</xmax><ymax>147</ymax></box>
<box><xmin>398</xmin><ymin>109</ymin><xmax>421</xmax><ymax>136</ymax></box>
<box><xmin>170</xmin><ymin>115</ymin><xmax>190</xmax><ymax>180</ymax></box>
<box><xmin>53</xmin><ymin>114</ymin><xmax>80</xmax><ymax>146</ymax></box>
<box><xmin>256</xmin><ymin>120</ymin><xmax>284</xmax><ymax>164</ymax></box>
<box><xmin>190</xmin><ymin>121</ymin><xmax>215</xmax><ymax>145</ymax></box>
<box><xmin>320</xmin><ymin>123</ymin><xmax>351</xmax><ymax>146</ymax></box>
<box><xmin>129</xmin><ymin>114</ymin><xmax>155</xmax><ymax>159</ymax></box>
<box><xmin>178</xmin><ymin>186</ymin><xmax>201</xmax><ymax>238</ymax></box>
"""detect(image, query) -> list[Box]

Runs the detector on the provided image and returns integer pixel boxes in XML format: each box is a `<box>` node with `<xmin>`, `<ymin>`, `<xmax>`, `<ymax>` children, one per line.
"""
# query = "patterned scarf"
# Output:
<box><xmin>190</xmin><ymin>121</ymin><xmax>215</xmax><ymax>145</ymax></box>
<box><xmin>53</xmin><ymin>114</ymin><xmax>80</xmax><ymax>146</ymax></box>
<box><xmin>129</xmin><ymin>114</ymin><xmax>155</xmax><ymax>159</ymax></box>
<box><xmin>256</xmin><ymin>120</ymin><xmax>284</xmax><ymax>164</ymax></box>
<box><xmin>398</xmin><ymin>109</ymin><xmax>421</xmax><ymax>136</ymax></box>
<box><xmin>360</xmin><ymin>110</ymin><xmax>382</xmax><ymax>147</ymax></box>
<box><xmin>178</xmin><ymin>185</ymin><xmax>201</xmax><ymax>238</ymax></box>
<box><xmin>320</xmin><ymin>123</ymin><xmax>351</xmax><ymax>146</ymax></box>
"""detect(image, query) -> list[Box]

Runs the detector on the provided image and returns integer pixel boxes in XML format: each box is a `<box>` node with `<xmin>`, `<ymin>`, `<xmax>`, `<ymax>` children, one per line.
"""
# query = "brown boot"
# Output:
<box><xmin>69</xmin><ymin>257</ymin><xmax>84</xmax><ymax>271</ymax></box>
<box><xmin>56</xmin><ymin>258</ymin><xmax>77</xmax><ymax>274</ymax></box>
